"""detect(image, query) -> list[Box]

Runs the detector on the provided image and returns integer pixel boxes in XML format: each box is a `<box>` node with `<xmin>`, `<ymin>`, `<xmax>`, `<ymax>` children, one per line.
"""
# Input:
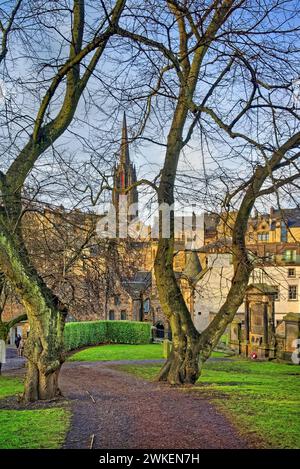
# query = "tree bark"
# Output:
<box><xmin>0</xmin><ymin>314</ymin><xmax>27</xmax><ymax>343</ymax></box>
<box><xmin>154</xmin><ymin>108</ymin><xmax>202</xmax><ymax>384</ymax></box>
<box><xmin>157</xmin><ymin>321</ymin><xmax>200</xmax><ymax>385</ymax></box>
<box><xmin>22</xmin><ymin>310</ymin><xmax>64</xmax><ymax>401</ymax></box>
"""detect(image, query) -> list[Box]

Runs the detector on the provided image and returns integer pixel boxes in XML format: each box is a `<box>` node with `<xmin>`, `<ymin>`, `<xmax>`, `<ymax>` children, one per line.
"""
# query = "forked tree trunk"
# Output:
<box><xmin>157</xmin><ymin>330</ymin><xmax>200</xmax><ymax>385</ymax></box>
<box><xmin>155</xmin><ymin>161</ymin><xmax>271</xmax><ymax>384</ymax></box>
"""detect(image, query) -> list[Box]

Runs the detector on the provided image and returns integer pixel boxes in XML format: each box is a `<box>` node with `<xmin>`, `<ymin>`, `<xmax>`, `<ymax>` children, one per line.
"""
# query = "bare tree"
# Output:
<box><xmin>110</xmin><ymin>0</ymin><xmax>300</xmax><ymax>384</ymax></box>
<box><xmin>0</xmin><ymin>0</ymin><xmax>126</xmax><ymax>401</ymax></box>
<box><xmin>22</xmin><ymin>203</ymin><xmax>140</xmax><ymax>320</ymax></box>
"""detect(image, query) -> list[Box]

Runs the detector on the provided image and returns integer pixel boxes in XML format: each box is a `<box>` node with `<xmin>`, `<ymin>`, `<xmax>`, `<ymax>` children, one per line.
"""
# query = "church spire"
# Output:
<box><xmin>112</xmin><ymin>112</ymin><xmax>139</xmax><ymax>228</ymax></box>
<box><xmin>120</xmin><ymin>111</ymin><xmax>130</xmax><ymax>166</ymax></box>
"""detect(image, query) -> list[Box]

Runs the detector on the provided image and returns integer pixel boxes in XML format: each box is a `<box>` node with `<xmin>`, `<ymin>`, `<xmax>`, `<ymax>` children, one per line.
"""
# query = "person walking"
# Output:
<box><xmin>18</xmin><ymin>336</ymin><xmax>24</xmax><ymax>358</ymax></box>
<box><xmin>15</xmin><ymin>334</ymin><xmax>21</xmax><ymax>350</ymax></box>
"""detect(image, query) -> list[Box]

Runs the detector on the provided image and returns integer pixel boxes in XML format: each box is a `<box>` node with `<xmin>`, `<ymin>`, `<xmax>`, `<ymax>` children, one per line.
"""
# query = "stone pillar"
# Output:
<box><xmin>229</xmin><ymin>319</ymin><xmax>242</xmax><ymax>355</ymax></box>
<box><xmin>263</xmin><ymin>303</ymin><xmax>268</xmax><ymax>344</ymax></box>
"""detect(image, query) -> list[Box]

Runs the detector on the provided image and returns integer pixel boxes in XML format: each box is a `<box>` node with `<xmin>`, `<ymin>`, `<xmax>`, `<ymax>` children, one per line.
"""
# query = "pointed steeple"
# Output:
<box><xmin>112</xmin><ymin>112</ymin><xmax>139</xmax><ymax>227</ymax></box>
<box><xmin>120</xmin><ymin>111</ymin><xmax>130</xmax><ymax>166</ymax></box>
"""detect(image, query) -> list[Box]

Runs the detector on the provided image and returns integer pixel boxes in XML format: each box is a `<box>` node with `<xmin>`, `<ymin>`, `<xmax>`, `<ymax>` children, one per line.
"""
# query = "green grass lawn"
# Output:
<box><xmin>0</xmin><ymin>376</ymin><xmax>70</xmax><ymax>449</ymax></box>
<box><xmin>0</xmin><ymin>408</ymin><xmax>70</xmax><ymax>449</ymax></box>
<box><xmin>117</xmin><ymin>358</ymin><xmax>300</xmax><ymax>449</ymax></box>
<box><xmin>68</xmin><ymin>343</ymin><xmax>164</xmax><ymax>361</ymax></box>
<box><xmin>0</xmin><ymin>376</ymin><xmax>24</xmax><ymax>399</ymax></box>
<box><xmin>68</xmin><ymin>343</ymin><xmax>226</xmax><ymax>362</ymax></box>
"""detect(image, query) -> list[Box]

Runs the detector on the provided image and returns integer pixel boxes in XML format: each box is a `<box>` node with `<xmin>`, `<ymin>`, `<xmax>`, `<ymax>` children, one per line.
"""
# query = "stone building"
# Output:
<box><xmin>194</xmin><ymin>252</ymin><xmax>300</xmax><ymax>331</ymax></box>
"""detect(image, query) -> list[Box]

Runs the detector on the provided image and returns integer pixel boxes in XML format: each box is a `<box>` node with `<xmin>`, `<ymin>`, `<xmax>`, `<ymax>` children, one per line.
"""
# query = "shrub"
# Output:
<box><xmin>106</xmin><ymin>321</ymin><xmax>152</xmax><ymax>345</ymax></box>
<box><xmin>63</xmin><ymin>320</ymin><xmax>151</xmax><ymax>351</ymax></box>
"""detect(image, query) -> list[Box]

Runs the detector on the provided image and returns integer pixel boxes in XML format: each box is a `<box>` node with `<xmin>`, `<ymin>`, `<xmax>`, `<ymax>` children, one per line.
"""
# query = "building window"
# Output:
<box><xmin>281</xmin><ymin>221</ymin><xmax>288</xmax><ymax>242</ymax></box>
<box><xmin>257</xmin><ymin>232</ymin><xmax>269</xmax><ymax>242</ymax></box>
<box><xmin>109</xmin><ymin>310</ymin><xmax>115</xmax><ymax>320</ymax></box>
<box><xmin>143</xmin><ymin>298</ymin><xmax>150</xmax><ymax>314</ymax></box>
<box><xmin>114</xmin><ymin>295</ymin><xmax>120</xmax><ymax>306</ymax></box>
<box><xmin>288</xmin><ymin>285</ymin><xmax>297</xmax><ymax>301</ymax></box>
<box><xmin>283</xmin><ymin>250</ymin><xmax>296</xmax><ymax>263</ymax></box>
<box><xmin>120</xmin><ymin>310</ymin><xmax>127</xmax><ymax>320</ymax></box>
<box><xmin>288</xmin><ymin>268</ymin><xmax>296</xmax><ymax>278</ymax></box>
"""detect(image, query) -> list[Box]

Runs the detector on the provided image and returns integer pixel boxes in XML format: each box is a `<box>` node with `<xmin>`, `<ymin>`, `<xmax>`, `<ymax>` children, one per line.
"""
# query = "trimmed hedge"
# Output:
<box><xmin>64</xmin><ymin>320</ymin><xmax>151</xmax><ymax>351</ymax></box>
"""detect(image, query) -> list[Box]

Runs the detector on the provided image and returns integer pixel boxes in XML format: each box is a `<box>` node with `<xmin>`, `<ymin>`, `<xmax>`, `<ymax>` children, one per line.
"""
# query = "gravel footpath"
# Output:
<box><xmin>60</xmin><ymin>361</ymin><xmax>249</xmax><ymax>449</ymax></box>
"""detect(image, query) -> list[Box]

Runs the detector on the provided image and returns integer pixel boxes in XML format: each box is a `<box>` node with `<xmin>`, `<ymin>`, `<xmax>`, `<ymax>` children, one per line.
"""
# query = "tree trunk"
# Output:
<box><xmin>154</xmin><ymin>237</ymin><xmax>200</xmax><ymax>385</ymax></box>
<box><xmin>22</xmin><ymin>304</ymin><xmax>65</xmax><ymax>402</ymax></box>
<box><xmin>0</xmin><ymin>220</ymin><xmax>66</xmax><ymax>402</ymax></box>
<box><xmin>157</xmin><ymin>328</ymin><xmax>200</xmax><ymax>385</ymax></box>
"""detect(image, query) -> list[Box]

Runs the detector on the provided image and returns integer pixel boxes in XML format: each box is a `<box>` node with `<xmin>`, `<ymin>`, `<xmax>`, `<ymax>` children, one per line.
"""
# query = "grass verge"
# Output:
<box><xmin>68</xmin><ymin>343</ymin><xmax>164</xmax><ymax>361</ymax></box>
<box><xmin>0</xmin><ymin>376</ymin><xmax>24</xmax><ymax>399</ymax></box>
<box><xmin>0</xmin><ymin>407</ymin><xmax>70</xmax><ymax>449</ymax></box>
<box><xmin>68</xmin><ymin>343</ymin><xmax>226</xmax><ymax>362</ymax></box>
<box><xmin>117</xmin><ymin>358</ymin><xmax>300</xmax><ymax>449</ymax></box>
<box><xmin>0</xmin><ymin>375</ymin><xmax>70</xmax><ymax>449</ymax></box>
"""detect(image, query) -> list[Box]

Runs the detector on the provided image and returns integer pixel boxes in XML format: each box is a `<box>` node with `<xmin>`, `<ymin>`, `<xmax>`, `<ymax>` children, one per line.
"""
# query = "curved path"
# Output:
<box><xmin>60</xmin><ymin>361</ymin><xmax>249</xmax><ymax>449</ymax></box>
